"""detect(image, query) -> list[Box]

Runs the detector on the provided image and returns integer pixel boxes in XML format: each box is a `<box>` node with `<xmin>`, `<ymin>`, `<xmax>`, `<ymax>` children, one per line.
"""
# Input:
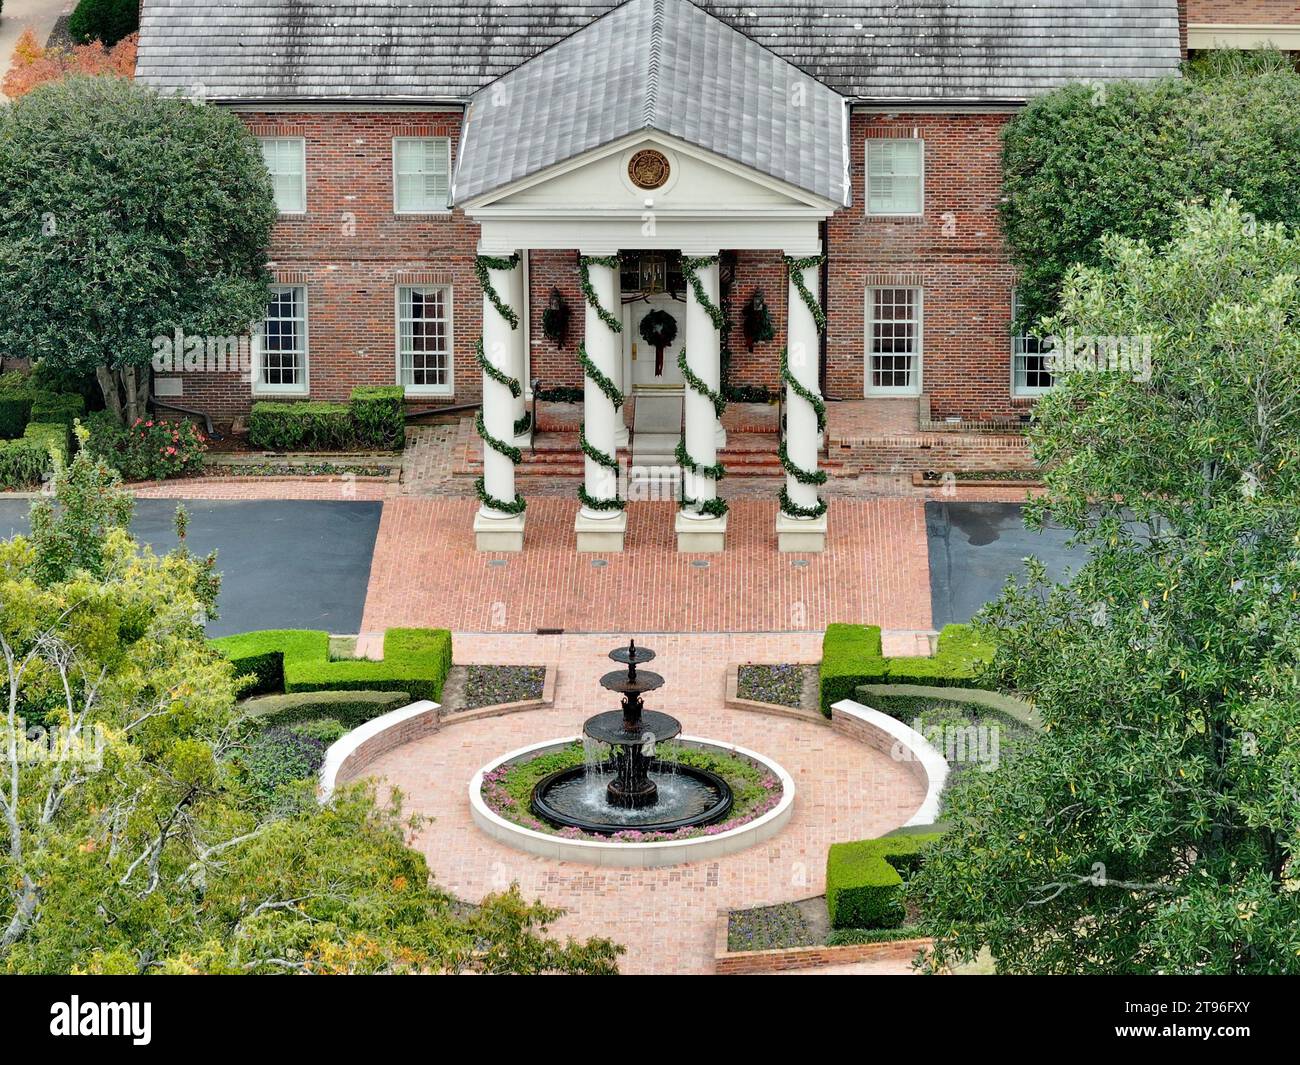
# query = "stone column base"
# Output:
<box><xmin>474</xmin><ymin>509</ymin><xmax>526</xmax><ymax>552</ymax></box>
<box><xmin>714</xmin><ymin>422</ymin><xmax>728</xmax><ymax>449</ymax></box>
<box><xmin>676</xmin><ymin>509</ymin><xmax>727</xmax><ymax>553</ymax></box>
<box><xmin>512</xmin><ymin>428</ymin><xmax>533</xmax><ymax>449</ymax></box>
<box><xmin>776</xmin><ymin>511</ymin><xmax>828</xmax><ymax>553</ymax></box>
<box><xmin>575</xmin><ymin>508</ymin><xmax>628</xmax><ymax>553</ymax></box>
<box><xmin>613</xmin><ymin>424</ymin><xmax>630</xmax><ymax>448</ymax></box>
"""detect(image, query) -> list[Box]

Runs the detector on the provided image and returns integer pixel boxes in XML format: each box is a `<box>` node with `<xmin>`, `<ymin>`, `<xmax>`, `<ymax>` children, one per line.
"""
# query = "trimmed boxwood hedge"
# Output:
<box><xmin>826</xmin><ymin>833</ymin><xmax>940</xmax><ymax>931</ymax></box>
<box><xmin>212</xmin><ymin>628</ymin><xmax>452</xmax><ymax>701</ymax></box>
<box><xmin>240</xmin><ymin>688</ymin><xmax>412</xmax><ymax>731</ymax></box>
<box><xmin>0</xmin><ymin>422</ymin><xmax>71</xmax><ymax>489</ymax></box>
<box><xmin>818</xmin><ymin>623</ymin><xmax>994</xmax><ymax>714</ymax></box>
<box><xmin>248</xmin><ymin>386</ymin><xmax>408</xmax><ymax>452</ymax></box>
<box><xmin>350</xmin><ymin>386</ymin><xmax>406</xmax><ymax>449</ymax></box>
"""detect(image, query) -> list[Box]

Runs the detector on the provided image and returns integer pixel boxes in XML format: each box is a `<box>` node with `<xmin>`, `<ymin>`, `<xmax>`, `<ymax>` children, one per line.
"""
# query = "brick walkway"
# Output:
<box><xmin>364</xmin><ymin>633</ymin><xmax>926</xmax><ymax>974</ymax></box>
<box><xmin>359</xmin><ymin>497</ymin><xmax>933</xmax><ymax>634</ymax></box>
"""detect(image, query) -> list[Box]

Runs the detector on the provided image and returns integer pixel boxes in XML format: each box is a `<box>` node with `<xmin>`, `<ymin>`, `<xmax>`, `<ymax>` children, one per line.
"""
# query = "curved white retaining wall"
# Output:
<box><xmin>319</xmin><ymin>699</ymin><xmax>440</xmax><ymax>801</ymax></box>
<box><xmin>830</xmin><ymin>699</ymin><xmax>948</xmax><ymax>826</ymax></box>
<box><xmin>469</xmin><ymin>735</ymin><xmax>796</xmax><ymax>868</ymax></box>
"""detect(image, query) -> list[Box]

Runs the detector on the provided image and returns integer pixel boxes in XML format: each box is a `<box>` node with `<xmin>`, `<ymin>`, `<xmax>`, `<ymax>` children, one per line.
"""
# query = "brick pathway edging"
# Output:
<box><xmin>319</xmin><ymin>699</ymin><xmax>440</xmax><ymax>799</ymax></box>
<box><xmin>441</xmin><ymin>664</ymin><xmax>558</xmax><ymax>723</ymax></box>
<box><xmin>713</xmin><ymin>909</ymin><xmax>935</xmax><ymax>975</ymax></box>
<box><xmin>724</xmin><ymin>664</ymin><xmax>824</xmax><ymax>723</ymax></box>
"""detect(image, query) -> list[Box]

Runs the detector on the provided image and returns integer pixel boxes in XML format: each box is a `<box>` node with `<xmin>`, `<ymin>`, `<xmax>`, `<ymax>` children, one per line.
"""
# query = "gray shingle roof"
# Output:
<box><xmin>135</xmin><ymin>1</ymin><xmax>1183</xmax><ymax>104</ymax></box>
<box><xmin>455</xmin><ymin>0</ymin><xmax>848</xmax><ymax>204</ymax></box>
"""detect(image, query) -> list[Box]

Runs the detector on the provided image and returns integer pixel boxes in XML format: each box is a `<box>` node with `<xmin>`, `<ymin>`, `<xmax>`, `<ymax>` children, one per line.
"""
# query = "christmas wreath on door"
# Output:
<box><xmin>638</xmin><ymin>308</ymin><xmax>679</xmax><ymax>376</ymax></box>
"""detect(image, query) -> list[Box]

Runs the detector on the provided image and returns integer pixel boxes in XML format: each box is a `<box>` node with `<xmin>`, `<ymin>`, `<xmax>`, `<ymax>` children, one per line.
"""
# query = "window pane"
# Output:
<box><xmin>398</xmin><ymin>286</ymin><xmax>450</xmax><ymax>388</ymax></box>
<box><xmin>868</xmin><ymin>140</ymin><xmax>922</xmax><ymax>214</ymax></box>
<box><xmin>261</xmin><ymin>287</ymin><xmax>305</xmax><ymax>387</ymax></box>
<box><xmin>1012</xmin><ymin>291</ymin><xmax>1053</xmax><ymax>394</ymax></box>
<box><xmin>869</xmin><ymin>288</ymin><xmax>920</xmax><ymax>392</ymax></box>
<box><xmin>260</xmin><ymin>138</ymin><xmax>304</xmax><ymax>213</ymax></box>
<box><xmin>395</xmin><ymin>138</ymin><xmax>450</xmax><ymax>211</ymax></box>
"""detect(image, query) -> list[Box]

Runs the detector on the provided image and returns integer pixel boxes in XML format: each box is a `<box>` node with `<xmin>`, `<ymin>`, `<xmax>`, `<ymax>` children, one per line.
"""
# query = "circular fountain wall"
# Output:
<box><xmin>470</xmin><ymin>736</ymin><xmax>795</xmax><ymax>868</ymax></box>
<box><xmin>530</xmin><ymin>758</ymin><xmax>733</xmax><ymax>834</ymax></box>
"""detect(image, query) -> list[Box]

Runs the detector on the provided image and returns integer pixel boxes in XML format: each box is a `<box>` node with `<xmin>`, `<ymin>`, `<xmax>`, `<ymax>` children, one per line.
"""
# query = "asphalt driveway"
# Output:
<box><xmin>925</xmin><ymin>500</ymin><xmax>1085</xmax><ymax>627</ymax></box>
<box><xmin>0</xmin><ymin>498</ymin><xmax>382</xmax><ymax>636</ymax></box>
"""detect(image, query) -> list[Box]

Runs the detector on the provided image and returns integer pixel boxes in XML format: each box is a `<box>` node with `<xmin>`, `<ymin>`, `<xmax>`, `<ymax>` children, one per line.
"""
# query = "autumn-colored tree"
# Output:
<box><xmin>2</xmin><ymin>29</ymin><xmax>136</xmax><ymax>100</ymax></box>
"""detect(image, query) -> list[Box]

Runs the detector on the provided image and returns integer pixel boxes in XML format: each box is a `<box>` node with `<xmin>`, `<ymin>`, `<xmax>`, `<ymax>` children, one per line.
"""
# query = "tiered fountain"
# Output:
<box><xmin>529</xmin><ymin>640</ymin><xmax>734</xmax><ymax>834</ymax></box>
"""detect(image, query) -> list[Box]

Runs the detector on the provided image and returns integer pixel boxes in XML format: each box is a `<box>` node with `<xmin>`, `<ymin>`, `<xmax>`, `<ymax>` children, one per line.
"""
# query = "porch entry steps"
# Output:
<box><xmin>630</xmin><ymin>393</ymin><xmax>684</xmax><ymax>483</ymax></box>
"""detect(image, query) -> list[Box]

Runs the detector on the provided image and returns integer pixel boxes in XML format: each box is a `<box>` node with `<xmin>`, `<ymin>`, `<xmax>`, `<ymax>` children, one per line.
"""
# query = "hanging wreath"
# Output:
<box><xmin>638</xmin><ymin>308</ymin><xmax>678</xmax><ymax>377</ymax></box>
<box><xmin>742</xmin><ymin>289</ymin><xmax>775</xmax><ymax>352</ymax></box>
<box><xmin>541</xmin><ymin>288</ymin><xmax>571</xmax><ymax>349</ymax></box>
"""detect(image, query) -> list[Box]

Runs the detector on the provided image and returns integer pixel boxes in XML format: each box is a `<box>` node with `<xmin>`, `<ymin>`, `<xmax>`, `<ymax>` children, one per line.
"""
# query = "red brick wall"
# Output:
<box><xmin>826</xmin><ymin>111</ymin><xmax>1017</xmax><ymax>423</ymax></box>
<box><xmin>179</xmin><ymin>109</ymin><xmax>482</xmax><ymax>422</ymax></box>
<box><xmin>1188</xmin><ymin>0</ymin><xmax>1300</xmax><ymax>21</ymax></box>
<box><xmin>187</xmin><ymin>106</ymin><xmax>1025</xmax><ymax>427</ymax></box>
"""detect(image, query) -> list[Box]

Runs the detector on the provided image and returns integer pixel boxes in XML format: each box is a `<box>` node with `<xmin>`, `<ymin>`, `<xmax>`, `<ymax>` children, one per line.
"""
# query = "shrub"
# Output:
<box><xmin>883</xmin><ymin>624</ymin><xmax>995</xmax><ymax>686</ymax></box>
<box><xmin>241</xmin><ymin>727</ymin><xmax>327</xmax><ymax>809</ymax></box>
<box><xmin>0</xmin><ymin>394</ymin><xmax>32</xmax><ymax>438</ymax></box>
<box><xmin>349</xmin><ymin>386</ymin><xmax>406</xmax><ymax>450</ymax></box>
<box><xmin>286</xmin><ymin>718</ymin><xmax>348</xmax><ymax>743</ymax></box>
<box><xmin>819</xmin><ymin>624</ymin><xmax>885</xmax><ymax>713</ymax></box>
<box><xmin>86</xmin><ymin>415</ymin><xmax>206</xmax><ymax>481</ymax></box>
<box><xmin>68</xmin><ymin>0</ymin><xmax>139</xmax><ymax>47</ymax></box>
<box><xmin>241</xmin><ymin>689</ymin><xmax>411</xmax><ymax>731</ymax></box>
<box><xmin>2</xmin><ymin>29</ymin><xmax>138</xmax><ymax>100</ymax></box>
<box><xmin>212</xmin><ymin>628</ymin><xmax>452</xmax><ymax>702</ymax></box>
<box><xmin>826</xmin><ymin>834</ymin><xmax>940</xmax><ymax>930</ymax></box>
<box><xmin>0</xmin><ymin>422</ymin><xmax>70</xmax><ymax>488</ymax></box>
<box><xmin>248</xmin><ymin>401</ymin><xmax>356</xmax><ymax>451</ymax></box>
<box><xmin>819</xmin><ymin>623</ymin><xmax>996</xmax><ymax>715</ymax></box>
<box><xmin>28</xmin><ymin>392</ymin><xmax>84</xmax><ymax>427</ymax></box>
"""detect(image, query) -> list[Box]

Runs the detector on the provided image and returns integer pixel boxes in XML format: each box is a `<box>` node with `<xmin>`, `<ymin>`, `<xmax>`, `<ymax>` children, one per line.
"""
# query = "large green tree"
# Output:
<box><xmin>913</xmin><ymin>197</ymin><xmax>1300</xmax><ymax>974</ymax></box>
<box><xmin>0</xmin><ymin>76</ymin><xmax>276</xmax><ymax>423</ymax></box>
<box><xmin>0</xmin><ymin>438</ymin><xmax>621</xmax><ymax>974</ymax></box>
<box><xmin>1002</xmin><ymin>57</ymin><xmax>1300</xmax><ymax>327</ymax></box>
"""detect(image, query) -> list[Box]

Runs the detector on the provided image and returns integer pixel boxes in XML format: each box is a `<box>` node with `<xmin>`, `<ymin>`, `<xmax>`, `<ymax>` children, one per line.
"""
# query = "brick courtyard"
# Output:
<box><xmin>365</xmin><ymin>634</ymin><xmax>927</xmax><ymax>975</ymax></box>
<box><xmin>359</xmin><ymin>496</ymin><xmax>934</xmax><ymax>635</ymax></box>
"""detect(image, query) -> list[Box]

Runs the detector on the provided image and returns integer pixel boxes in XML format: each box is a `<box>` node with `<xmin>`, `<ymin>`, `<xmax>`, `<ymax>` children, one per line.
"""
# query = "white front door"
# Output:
<box><xmin>624</xmin><ymin>295</ymin><xmax>686</xmax><ymax>392</ymax></box>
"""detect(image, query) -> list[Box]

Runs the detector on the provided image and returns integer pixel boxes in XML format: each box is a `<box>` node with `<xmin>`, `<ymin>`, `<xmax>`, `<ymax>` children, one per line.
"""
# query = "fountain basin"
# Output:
<box><xmin>530</xmin><ymin>759</ymin><xmax>733</xmax><ymax>834</ymax></box>
<box><xmin>470</xmin><ymin>736</ymin><xmax>795</xmax><ymax>868</ymax></box>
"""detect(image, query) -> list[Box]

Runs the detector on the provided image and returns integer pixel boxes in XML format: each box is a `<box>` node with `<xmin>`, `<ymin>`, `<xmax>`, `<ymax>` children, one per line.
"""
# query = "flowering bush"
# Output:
<box><xmin>88</xmin><ymin>414</ymin><xmax>207</xmax><ymax>481</ymax></box>
<box><xmin>2</xmin><ymin>29</ymin><xmax>137</xmax><ymax>99</ymax></box>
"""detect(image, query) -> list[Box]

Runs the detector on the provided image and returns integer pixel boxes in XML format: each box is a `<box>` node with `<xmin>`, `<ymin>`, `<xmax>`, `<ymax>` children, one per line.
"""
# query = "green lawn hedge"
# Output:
<box><xmin>239</xmin><ymin>688</ymin><xmax>412</xmax><ymax>731</ymax></box>
<box><xmin>818</xmin><ymin>623</ymin><xmax>995</xmax><ymax>714</ymax></box>
<box><xmin>248</xmin><ymin>386</ymin><xmax>407</xmax><ymax>452</ymax></box>
<box><xmin>0</xmin><ymin>420</ymin><xmax>71</xmax><ymax>489</ymax></box>
<box><xmin>826</xmin><ymin>833</ymin><xmax>940</xmax><ymax>930</ymax></box>
<box><xmin>212</xmin><ymin>628</ymin><xmax>452</xmax><ymax>702</ymax></box>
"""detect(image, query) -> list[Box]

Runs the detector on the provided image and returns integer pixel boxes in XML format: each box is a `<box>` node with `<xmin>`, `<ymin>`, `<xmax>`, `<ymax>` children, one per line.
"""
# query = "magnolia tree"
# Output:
<box><xmin>0</xmin><ymin>440</ymin><xmax>622</xmax><ymax>974</ymax></box>
<box><xmin>0</xmin><ymin>76</ymin><xmax>275</xmax><ymax>424</ymax></box>
<box><xmin>913</xmin><ymin>197</ymin><xmax>1300</xmax><ymax>974</ymax></box>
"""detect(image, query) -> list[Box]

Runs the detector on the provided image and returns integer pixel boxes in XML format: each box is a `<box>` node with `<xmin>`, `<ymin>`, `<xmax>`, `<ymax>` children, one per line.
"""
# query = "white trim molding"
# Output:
<box><xmin>1188</xmin><ymin>24</ymin><xmax>1300</xmax><ymax>50</ymax></box>
<box><xmin>830</xmin><ymin>699</ymin><xmax>948</xmax><ymax>827</ymax></box>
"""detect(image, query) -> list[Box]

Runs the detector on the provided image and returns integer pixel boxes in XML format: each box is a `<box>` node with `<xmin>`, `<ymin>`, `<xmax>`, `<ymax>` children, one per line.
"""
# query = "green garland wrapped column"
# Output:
<box><xmin>473</xmin><ymin>250</ymin><xmax>527</xmax><ymax>551</ymax></box>
<box><xmin>575</xmin><ymin>253</ymin><xmax>628</xmax><ymax>552</ymax></box>
<box><xmin>676</xmin><ymin>253</ymin><xmax>728</xmax><ymax>552</ymax></box>
<box><xmin>778</xmin><ymin>250</ymin><xmax>829</xmax><ymax>553</ymax></box>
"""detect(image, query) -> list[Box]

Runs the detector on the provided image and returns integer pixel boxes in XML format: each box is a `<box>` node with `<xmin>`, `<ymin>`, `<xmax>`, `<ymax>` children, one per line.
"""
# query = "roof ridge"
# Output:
<box><xmin>642</xmin><ymin>0</ymin><xmax>665</xmax><ymax>129</ymax></box>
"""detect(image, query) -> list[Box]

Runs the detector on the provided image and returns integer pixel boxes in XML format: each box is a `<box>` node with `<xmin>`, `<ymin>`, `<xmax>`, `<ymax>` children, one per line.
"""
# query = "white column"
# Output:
<box><xmin>508</xmin><ymin>252</ymin><xmax>530</xmax><ymax>445</ymax></box>
<box><xmin>675</xmin><ymin>254</ymin><xmax>727</xmax><ymax>552</ymax></box>
<box><xmin>777</xmin><ymin>248</ymin><xmax>828</xmax><ymax>553</ymax></box>
<box><xmin>612</xmin><ymin>313</ymin><xmax>629</xmax><ymax>448</ymax></box>
<box><xmin>574</xmin><ymin>254</ymin><xmax>627</xmax><ymax>552</ymax></box>
<box><xmin>473</xmin><ymin>250</ymin><xmax>526</xmax><ymax>552</ymax></box>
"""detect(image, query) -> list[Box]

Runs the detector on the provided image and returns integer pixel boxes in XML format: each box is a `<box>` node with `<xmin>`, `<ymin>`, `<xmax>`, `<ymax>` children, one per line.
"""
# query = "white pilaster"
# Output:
<box><xmin>575</xmin><ymin>254</ymin><xmax>627</xmax><ymax>552</ymax></box>
<box><xmin>777</xmin><ymin>249</ymin><xmax>828</xmax><ymax>553</ymax></box>
<box><xmin>676</xmin><ymin>254</ymin><xmax>727</xmax><ymax>552</ymax></box>
<box><xmin>473</xmin><ymin>250</ymin><xmax>526</xmax><ymax>552</ymax></box>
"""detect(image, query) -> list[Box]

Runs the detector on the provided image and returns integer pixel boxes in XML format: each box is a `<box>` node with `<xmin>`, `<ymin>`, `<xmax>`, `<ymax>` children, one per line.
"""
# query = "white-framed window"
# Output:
<box><xmin>393</xmin><ymin>137</ymin><xmax>452</xmax><ymax>213</ymax></box>
<box><xmin>256</xmin><ymin>286</ymin><xmax>309</xmax><ymax>394</ymax></box>
<box><xmin>259</xmin><ymin>137</ymin><xmax>306</xmax><ymax>214</ymax></box>
<box><xmin>396</xmin><ymin>285</ymin><xmax>453</xmax><ymax>394</ymax></box>
<box><xmin>866</xmin><ymin>287</ymin><xmax>923</xmax><ymax>395</ymax></box>
<box><xmin>866</xmin><ymin>139</ymin><xmax>924</xmax><ymax>216</ymax></box>
<box><xmin>1011</xmin><ymin>290</ymin><xmax>1054</xmax><ymax>396</ymax></box>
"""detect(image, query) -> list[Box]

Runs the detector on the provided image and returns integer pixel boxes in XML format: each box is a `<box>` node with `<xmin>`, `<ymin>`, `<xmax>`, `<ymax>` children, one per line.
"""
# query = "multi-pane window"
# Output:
<box><xmin>393</xmin><ymin>138</ymin><xmax>452</xmax><ymax>212</ymax></box>
<box><xmin>1012</xmin><ymin>291</ymin><xmax>1054</xmax><ymax>395</ymax></box>
<box><xmin>259</xmin><ymin>137</ymin><xmax>306</xmax><ymax>214</ymax></box>
<box><xmin>259</xmin><ymin>286</ymin><xmax>307</xmax><ymax>392</ymax></box>
<box><xmin>866</xmin><ymin>139</ymin><xmax>924</xmax><ymax>215</ymax></box>
<box><xmin>867</xmin><ymin>287</ymin><xmax>922</xmax><ymax>394</ymax></box>
<box><xmin>397</xmin><ymin>285</ymin><xmax>452</xmax><ymax>392</ymax></box>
